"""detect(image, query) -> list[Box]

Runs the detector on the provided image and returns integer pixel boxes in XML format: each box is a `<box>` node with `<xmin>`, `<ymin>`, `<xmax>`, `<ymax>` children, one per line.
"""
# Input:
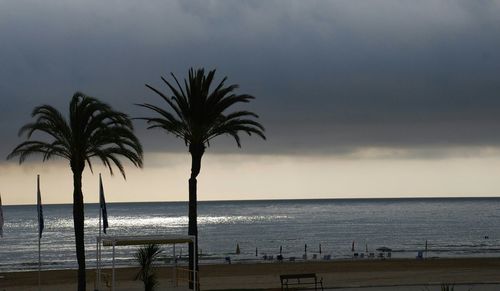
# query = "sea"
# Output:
<box><xmin>1</xmin><ymin>198</ymin><xmax>500</xmax><ymax>272</ymax></box>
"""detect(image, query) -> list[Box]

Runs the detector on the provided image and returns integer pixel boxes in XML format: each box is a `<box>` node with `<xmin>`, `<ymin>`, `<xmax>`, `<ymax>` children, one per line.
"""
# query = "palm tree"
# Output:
<box><xmin>137</xmin><ymin>68</ymin><xmax>265</xmax><ymax>288</ymax></box>
<box><xmin>7</xmin><ymin>92</ymin><xmax>143</xmax><ymax>291</ymax></box>
<box><xmin>134</xmin><ymin>244</ymin><xmax>162</xmax><ymax>291</ymax></box>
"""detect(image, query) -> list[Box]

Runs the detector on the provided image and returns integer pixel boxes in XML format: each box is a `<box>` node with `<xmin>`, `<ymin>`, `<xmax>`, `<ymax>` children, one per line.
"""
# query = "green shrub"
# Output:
<box><xmin>135</xmin><ymin>244</ymin><xmax>162</xmax><ymax>291</ymax></box>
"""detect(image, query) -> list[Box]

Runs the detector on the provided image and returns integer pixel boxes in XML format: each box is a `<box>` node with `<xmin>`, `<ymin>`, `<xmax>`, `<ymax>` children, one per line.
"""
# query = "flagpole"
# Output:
<box><xmin>38</xmin><ymin>233</ymin><xmax>41</xmax><ymax>291</ymax></box>
<box><xmin>95</xmin><ymin>237</ymin><xmax>98</xmax><ymax>291</ymax></box>
<box><xmin>95</xmin><ymin>173</ymin><xmax>109</xmax><ymax>291</ymax></box>
<box><xmin>97</xmin><ymin>173</ymin><xmax>102</xmax><ymax>290</ymax></box>
<box><xmin>37</xmin><ymin>175</ymin><xmax>41</xmax><ymax>291</ymax></box>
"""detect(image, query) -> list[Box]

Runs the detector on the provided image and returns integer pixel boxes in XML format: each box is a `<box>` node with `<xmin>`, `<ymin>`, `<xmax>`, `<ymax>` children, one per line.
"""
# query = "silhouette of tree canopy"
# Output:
<box><xmin>8</xmin><ymin>92</ymin><xmax>143</xmax><ymax>291</ymax></box>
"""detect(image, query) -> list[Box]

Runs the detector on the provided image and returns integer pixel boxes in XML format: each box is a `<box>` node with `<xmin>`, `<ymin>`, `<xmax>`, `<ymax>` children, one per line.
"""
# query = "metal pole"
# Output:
<box><xmin>112</xmin><ymin>241</ymin><xmax>115</xmax><ymax>291</ymax></box>
<box><xmin>38</xmin><ymin>174</ymin><xmax>41</xmax><ymax>291</ymax></box>
<box><xmin>97</xmin><ymin>183</ymin><xmax>102</xmax><ymax>290</ymax></box>
<box><xmin>173</xmin><ymin>243</ymin><xmax>177</xmax><ymax>287</ymax></box>
<box><xmin>38</xmin><ymin>234</ymin><xmax>41</xmax><ymax>291</ymax></box>
<box><xmin>96</xmin><ymin>236</ymin><xmax>101</xmax><ymax>290</ymax></box>
<box><xmin>95</xmin><ymin>237</ymin><xmax>98</xmax><ymax>291</ymax></box>
<box><xmin>193</xmin><ymin>237</ymin><xmax>197</xmax><ymax>291</ymax></box>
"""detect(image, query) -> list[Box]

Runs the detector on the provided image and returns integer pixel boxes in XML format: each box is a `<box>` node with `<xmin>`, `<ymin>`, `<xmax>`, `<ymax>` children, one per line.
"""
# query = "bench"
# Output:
<box><xmin>280</xmin><ymin>273</ymin><xmax>324</xmax><ymax>290</ymax></box>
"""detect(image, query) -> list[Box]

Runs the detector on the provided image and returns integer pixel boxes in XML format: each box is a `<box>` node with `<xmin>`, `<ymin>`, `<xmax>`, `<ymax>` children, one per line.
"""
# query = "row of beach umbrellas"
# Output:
<box><xmin>233</xmin><ymin>242</ymin><xmax>396</xmax><ymax>256</ymax></box>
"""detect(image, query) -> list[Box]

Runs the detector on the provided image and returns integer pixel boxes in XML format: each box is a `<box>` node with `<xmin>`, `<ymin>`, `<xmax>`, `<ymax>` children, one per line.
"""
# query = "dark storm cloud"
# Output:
<box><xmin>1</xmin><ymin>0</ymin><xmax>500</xmax><ymax>160</ymax></box>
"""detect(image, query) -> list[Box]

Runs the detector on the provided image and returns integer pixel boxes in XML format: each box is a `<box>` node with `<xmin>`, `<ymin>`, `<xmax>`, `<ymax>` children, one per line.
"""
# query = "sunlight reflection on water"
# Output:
<box><xmin>2</xmin><ymin>199</ymin><xmax>500</xmax><ymax>271</ymax></box>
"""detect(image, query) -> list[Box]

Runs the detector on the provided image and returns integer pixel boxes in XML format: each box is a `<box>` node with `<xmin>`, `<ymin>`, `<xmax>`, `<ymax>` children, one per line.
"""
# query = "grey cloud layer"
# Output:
<box><xmin>1</xmin><ymin>0</ymin><xmax>500</xmax><ymax>159</ymax></box>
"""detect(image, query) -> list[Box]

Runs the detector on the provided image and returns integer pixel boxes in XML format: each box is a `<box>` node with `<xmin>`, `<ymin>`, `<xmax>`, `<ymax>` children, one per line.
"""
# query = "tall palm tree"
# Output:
<box><xmin>137</xmin><ymin>68</ymin><xmax>265</xmax><ymax>288</ymax></box>
<box><xmin>7</xmin><ymin>92</ymin><xmax>143</xmax><ymax>291</ymax></box>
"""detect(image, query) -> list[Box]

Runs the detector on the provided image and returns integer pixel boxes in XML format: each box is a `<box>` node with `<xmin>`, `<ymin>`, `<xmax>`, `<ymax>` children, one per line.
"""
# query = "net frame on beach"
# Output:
<box><xmin>96</xmin><ymin>234</ymin><xmax>197</xmax><ymax>291</ymax></box>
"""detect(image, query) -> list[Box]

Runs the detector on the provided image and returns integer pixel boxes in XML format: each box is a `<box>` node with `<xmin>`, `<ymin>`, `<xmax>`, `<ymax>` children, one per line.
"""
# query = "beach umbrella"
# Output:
<box><xmin>376</xmin><ymin>247</ymin><xmax>392</xmax><ymax>252</ymax></box>
<box><xmin>236</xmin><ymin>243</ymin><xmax>240</xmax><ymax>255</ymax></box>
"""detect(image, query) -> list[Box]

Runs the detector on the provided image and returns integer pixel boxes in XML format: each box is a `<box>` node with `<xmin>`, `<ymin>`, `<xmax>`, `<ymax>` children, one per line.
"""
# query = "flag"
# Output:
<box><xmin>99</xmin><ymin>174</ymin><xmax>109</xmax><ymax>234</ymax></box>
<box><xmin>37</xmin><ymin>175</ymin><xmax>44</xmax><ymax>239</ymax></box>
<box><xmin>0</xmin><ymin>193</ymin><xmax>4</xmax><ymax>237</ymax></box>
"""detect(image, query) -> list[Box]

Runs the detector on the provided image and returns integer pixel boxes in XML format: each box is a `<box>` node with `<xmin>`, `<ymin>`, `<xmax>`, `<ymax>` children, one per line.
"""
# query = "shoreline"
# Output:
<box><xmin>3</xmin><ymin>255</ymin><xmax>498</xmax><ymax>273</ymax></box>
<box><xmin>2</xmin><ymin>257</ymin><xmax>500</xmax><ymax>290</ymax></box>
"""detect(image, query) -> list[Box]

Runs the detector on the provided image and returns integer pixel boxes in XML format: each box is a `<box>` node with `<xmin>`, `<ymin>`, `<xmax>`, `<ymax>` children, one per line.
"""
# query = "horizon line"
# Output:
<box><xmin>3</xmin><ymin>195</ymin><xmax>500</xmax><ymax>206</ymax></box>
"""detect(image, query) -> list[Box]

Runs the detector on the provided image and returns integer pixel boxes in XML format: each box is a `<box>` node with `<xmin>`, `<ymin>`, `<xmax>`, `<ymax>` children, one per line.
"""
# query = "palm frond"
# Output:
<box><xmin>8</xmin><ymin>92</ymin><xmax>143</xmax><ymax>178</ymax></box>
<box><xmin>134</xmin><ymin>244</ymin><xmax>162</xmax><ymax>291</ymax></box>
<box><xmin>8</xmin><ymin>140</ymin><xmax>69</xmax><ymax>163</ymax></box>
<box><xmin>137</xmin><ymin>67</ymin><xmax>266</xmax><ymax>148</ymax></box>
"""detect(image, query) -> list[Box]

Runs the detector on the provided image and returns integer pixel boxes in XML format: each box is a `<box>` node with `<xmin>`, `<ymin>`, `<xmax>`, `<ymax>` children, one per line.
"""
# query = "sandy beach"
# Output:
<box><xmin>2</xmin><ymin>258</ymin><xmax>500</xmax><ymax>290</ymax></box>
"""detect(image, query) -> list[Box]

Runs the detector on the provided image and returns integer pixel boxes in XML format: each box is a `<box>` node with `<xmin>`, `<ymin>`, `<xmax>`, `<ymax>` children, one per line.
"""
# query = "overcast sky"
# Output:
<box><xmin>1</xmin><ymin>1</ymin><xmax>500</xmax><ymax>204</ymax></box>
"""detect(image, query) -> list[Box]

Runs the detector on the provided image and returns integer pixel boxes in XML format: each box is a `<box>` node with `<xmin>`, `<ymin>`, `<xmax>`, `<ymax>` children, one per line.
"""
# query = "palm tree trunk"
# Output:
<box><xmin>188</xmin><ymin>143</ymin><xmax>204</xmax><ymax>289</ymax></box>
<box><xmin>73</xmin><ymin>169</ymin><xmax>86</xmax><ymax>291</ymax></box>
